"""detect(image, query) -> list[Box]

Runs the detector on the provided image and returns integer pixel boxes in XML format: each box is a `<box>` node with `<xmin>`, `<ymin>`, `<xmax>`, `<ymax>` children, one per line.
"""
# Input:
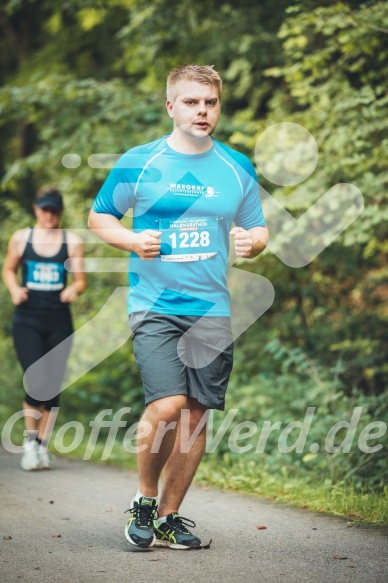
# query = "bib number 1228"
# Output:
<box><xmin>169</xmin><ymin>231</ymin><xmax>210</xmax><ymax>249</ymax></box>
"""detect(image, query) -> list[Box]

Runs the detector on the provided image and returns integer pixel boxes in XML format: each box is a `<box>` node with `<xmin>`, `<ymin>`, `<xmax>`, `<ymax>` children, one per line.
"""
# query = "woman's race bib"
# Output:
<box><xmin>26</xmin><ymin>260</ymin><xmax>66</xmax><ymax>291</ymax></box>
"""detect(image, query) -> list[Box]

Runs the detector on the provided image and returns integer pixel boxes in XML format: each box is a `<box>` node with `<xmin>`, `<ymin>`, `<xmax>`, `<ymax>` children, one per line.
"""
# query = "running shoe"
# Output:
<box><xmin>124</xmin><ymin>497</ymin><xmax>158</xmax><ymax>548</ymax></box>
<box><xmin>21</xmin><ymin>440</ymin><xmax>42</xmax><ymax>471</ymax></box>
<box><xmin>38</xmin><ymin>449</ymin><xmax>55</xmax><ymax>469</ymax></box>
<box><xmin>154</xmin><ymin>513</ymin><xmax>201</xmax><ymax>550</ymax></box>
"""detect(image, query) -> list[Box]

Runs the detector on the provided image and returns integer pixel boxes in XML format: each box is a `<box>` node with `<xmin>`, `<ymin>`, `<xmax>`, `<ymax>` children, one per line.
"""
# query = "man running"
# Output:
<box><xmin>88</xmin><ymin>65</ymin><xmax>268</xmax><ymax>549</ymax></box>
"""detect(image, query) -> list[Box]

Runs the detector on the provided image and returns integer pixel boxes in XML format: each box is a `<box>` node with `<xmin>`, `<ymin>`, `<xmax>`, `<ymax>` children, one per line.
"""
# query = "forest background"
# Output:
<box><xmin>0</xmin><ymin>0</ymin><xmax>387</xmax><ymax>523</ymax></box>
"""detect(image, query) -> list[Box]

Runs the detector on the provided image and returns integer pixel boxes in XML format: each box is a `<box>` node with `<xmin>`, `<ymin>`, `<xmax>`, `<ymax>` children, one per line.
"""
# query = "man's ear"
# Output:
<box><xmin>166</xmin><ymin>101</ymin><xmax>174</xmax><ymax>118</ymax></box>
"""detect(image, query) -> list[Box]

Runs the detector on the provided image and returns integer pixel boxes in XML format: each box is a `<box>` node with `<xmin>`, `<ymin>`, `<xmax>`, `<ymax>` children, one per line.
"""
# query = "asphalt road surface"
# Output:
<box><xmin>1</xmin><ymin>448</ymin><xmax>387</xmax><ymax>583</ymax></box>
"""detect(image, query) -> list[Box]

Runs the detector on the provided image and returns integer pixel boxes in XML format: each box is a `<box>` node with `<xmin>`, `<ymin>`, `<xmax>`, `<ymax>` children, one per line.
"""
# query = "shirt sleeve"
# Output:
<box><xmin>92</xmin><ymin>159</ymin><xmax>138</xmax><ymax>219</ymax></box>
<box><xmin>234</xmin><ymin>164</ymin><xmax>266</xmax><ymax>230</ymax></box>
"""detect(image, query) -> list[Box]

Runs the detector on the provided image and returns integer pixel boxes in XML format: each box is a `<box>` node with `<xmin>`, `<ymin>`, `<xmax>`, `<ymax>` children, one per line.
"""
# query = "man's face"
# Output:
<box><xmin>166</xmin><ymin>80</ymin><xmax>221</xmax><ymax>140</ymax></box>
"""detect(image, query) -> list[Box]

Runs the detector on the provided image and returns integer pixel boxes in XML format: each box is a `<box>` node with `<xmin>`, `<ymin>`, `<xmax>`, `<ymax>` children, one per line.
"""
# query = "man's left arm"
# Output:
<box><xmin>230</xmin><ymin>225</ymin><xmax>269</xmax><ymax>259</ymax></box>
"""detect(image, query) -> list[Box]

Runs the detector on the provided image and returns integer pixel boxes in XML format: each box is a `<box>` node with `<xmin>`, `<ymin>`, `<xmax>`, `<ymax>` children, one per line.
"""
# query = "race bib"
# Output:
<box><xmin>159</xmin><ymin>217</ymin><xmax>218</xmax><ymax>262</ymax></box>
<box><xmin>26</xmin><ymin>260</ymin><xmax>66</xmax><ymax>291</ymax></box>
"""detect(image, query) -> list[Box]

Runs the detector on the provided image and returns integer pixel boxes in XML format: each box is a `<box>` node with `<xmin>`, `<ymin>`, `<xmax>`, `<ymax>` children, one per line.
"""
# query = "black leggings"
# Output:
<box><xmin>13</xmin><ymin>312</ymin><xmax>74</xmax><ymax>410</ymax></box>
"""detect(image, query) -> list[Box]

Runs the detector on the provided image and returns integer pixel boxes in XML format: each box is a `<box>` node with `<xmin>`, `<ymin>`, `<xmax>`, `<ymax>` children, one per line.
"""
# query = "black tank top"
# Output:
<box><xmin>16</xmin><ymin>228</ymin><xmax>70</xmax><ymax>314</ymax></box>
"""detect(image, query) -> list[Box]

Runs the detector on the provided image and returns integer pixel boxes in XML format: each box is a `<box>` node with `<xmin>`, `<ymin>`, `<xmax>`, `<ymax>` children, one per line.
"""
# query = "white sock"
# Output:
<box><xmin>155</xmin><ymin>516</ymin><xmax>168</xmax><ymax>527</ymax></box>
<box><xmin>134</xmin><ymin>490</ymin><xmax>158</xmax><ymax>503</ymax></box>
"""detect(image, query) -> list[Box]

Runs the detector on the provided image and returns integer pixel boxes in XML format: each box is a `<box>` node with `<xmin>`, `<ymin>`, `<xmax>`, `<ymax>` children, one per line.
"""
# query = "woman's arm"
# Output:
<box><xmin>2</xmin><ymin>230</ymin><xmax>29</xmax><ymax>305</ymax></box>
<box><xmin>60</xmin><ymin>232</ymin><xmax>86</xmax><ymax>303</ymax></box>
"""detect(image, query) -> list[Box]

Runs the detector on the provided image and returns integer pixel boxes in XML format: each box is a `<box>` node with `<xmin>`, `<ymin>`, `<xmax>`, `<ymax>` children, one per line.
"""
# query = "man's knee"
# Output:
<box><xmin>146</xmin><ymin>394</ymin><xmax>187</xmax><ymax>424</ymax></box>
<box><xmin>183</xmin><ymin>399</ymin><xmax>209</xmax><ymax>434</ymax></box>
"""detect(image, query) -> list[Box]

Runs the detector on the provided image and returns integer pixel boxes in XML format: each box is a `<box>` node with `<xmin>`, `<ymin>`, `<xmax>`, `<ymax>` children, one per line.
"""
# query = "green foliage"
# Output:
<box><xmin>224</xmin><ymin>1</ymin><xmax>388</xmax><ymax>402</ymax></box>
<box><xmin>195</xmin><ymin>459</ymin><xmax>388</xmax><ymax>525</ymax></box>
<box><xmin>63</xmin><ymin>345</ymin><xmax>145</xmax><ymax>426</ymax></box>
<box><xmin>219</xmin><ymin>340</ymin><xmax>388</xmax><ymax>490</ymax></box>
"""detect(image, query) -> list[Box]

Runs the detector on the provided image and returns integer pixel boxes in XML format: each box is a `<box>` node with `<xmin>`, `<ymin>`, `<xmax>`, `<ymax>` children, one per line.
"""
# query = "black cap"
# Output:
<box><xmin>35</xmin><ymin>192</ymin><xmax>64</xmax><ymax>211</ymax></box>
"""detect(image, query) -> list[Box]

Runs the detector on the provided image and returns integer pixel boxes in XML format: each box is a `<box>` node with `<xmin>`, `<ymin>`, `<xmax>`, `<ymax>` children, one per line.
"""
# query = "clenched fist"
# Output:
<box><xmin>230</xmin><ymin>227</ymin><xmax>253</xmax><ymax>258</ymax></box>
<box><xmin>132</xmin><ymin>230</ymin><xmax>162</xmax><ymax>260</ymax></box>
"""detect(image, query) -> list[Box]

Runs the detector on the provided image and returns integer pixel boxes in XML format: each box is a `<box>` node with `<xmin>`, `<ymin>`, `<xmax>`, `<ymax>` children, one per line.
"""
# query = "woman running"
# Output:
<box><xmin>2</xmin><ymin>186</ymin><xmax>86</xmax><ymax>470</ymax></box>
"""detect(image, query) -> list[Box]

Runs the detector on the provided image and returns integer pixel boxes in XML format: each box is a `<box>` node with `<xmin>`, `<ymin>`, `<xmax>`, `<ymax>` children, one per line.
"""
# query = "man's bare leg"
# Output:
<box><xmin>136</xmin><ymin>394</ymin><xmax>187</xmax><ymax>497</ymax></box>
<box><xmin>158</xmin><ymin>398</ymin><xmax>208</xmax><ymax>517</ymax></box>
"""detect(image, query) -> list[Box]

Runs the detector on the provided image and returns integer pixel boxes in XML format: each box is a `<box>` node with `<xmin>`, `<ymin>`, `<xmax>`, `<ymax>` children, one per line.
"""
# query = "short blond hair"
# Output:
<box><xmin>166</xmin><ymin>64</ymin><xmax>222</xmax><ymax>103</ymax></box>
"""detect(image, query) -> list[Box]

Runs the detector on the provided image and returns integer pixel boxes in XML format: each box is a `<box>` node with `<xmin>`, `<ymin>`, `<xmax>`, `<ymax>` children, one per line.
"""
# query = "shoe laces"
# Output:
<box><xmin>168</xmin><ymin>514</ymin><xmax>196</xmax><ymax>534</ymax></box>
<box><xmin>125</xmin><ymin>502</ymin><xmax>157</xmax><ymax>527</ymax></box>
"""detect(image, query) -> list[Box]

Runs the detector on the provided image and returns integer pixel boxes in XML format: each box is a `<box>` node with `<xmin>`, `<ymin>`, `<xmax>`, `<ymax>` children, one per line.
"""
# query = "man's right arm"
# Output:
<box><xmin>87</xmin><ymin>209</ymin><xmax>161</xmax><ymax>260</ymax></box>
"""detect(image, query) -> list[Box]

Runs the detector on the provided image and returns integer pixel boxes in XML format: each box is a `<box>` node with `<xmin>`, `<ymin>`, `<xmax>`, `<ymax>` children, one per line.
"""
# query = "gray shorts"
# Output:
<box><xmin>129</xmin><ymin>312</ymin><xmax>234</xmax><ymax>411</ymax></box>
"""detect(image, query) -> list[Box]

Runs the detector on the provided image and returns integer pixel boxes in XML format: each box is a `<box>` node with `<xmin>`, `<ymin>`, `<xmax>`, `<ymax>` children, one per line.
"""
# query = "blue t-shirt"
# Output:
<box><xmin>92</xmin><ymin>136</ymin><xmax>266</xmax><ymax>316</ymax></box>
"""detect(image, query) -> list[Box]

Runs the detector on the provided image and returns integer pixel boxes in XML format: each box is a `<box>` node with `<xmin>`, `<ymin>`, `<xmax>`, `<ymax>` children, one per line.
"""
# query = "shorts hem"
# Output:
<box><xmin>144</xmin><ymin>390</ymin><xmax>187</xmax><ymax>405</ymax></box>
<box><xmin>144</xmin><ymin>391</ymin><xmax>225</xmax><ymax>411</ymax></box>
<box><xmin>128</xmin><ymin>308</ymin><xmax>231</xmax><ymax>317</ymax></box>
<box><xmin>195</xmin><ymin>397</ymin><xmax>225</xmax><ymax>411</ymax></box>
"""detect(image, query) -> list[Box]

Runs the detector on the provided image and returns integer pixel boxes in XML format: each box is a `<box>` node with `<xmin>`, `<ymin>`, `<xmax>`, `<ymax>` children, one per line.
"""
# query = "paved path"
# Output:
<box><xmin>0</xmin><ymin>448</ymin><xmax>387</xmax><ymax>583</ymax></box>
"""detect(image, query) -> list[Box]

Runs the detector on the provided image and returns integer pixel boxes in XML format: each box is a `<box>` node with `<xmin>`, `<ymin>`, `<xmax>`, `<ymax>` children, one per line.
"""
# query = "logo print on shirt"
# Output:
<box><xmin>168</xmin><ymin>172</ymin><xmax>220</xmax><ymax>197</ymax></box>
<box><xmin>205</xmin><ymin>186</ymin><xmax>219</xmax><ymax>198</ymax></box>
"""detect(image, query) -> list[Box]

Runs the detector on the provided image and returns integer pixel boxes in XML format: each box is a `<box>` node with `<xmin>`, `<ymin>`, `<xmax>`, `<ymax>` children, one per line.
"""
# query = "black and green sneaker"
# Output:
<box><xmin>154</xmin><ymin>513</ymin><xmax>201</xmax><ymax>550</ymax></box>
<box><xmin>124</xmin><ymin>497</ymin><xmax>158</xmax><ymax>548</ymax></box>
